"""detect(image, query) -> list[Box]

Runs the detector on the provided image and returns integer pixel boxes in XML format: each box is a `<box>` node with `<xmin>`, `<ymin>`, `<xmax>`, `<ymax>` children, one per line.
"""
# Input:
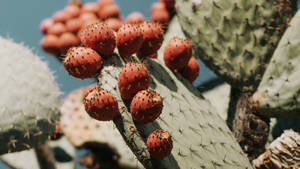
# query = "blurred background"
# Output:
<box><xmin>1</xmin><ymin>0</ymin><xmax>300</xmax><ymax>169</ymax></box>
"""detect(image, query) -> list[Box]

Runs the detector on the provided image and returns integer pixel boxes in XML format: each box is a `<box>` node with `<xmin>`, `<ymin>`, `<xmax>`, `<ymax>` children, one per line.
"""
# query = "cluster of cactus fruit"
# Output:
<box><xmin>58</xmin><ymin>5</ymin><xmax>197</xmax><ymax>158</ymax></box>
<box><xmin>35</xmin><ymin>0</ymin><xmax>300</xmax><ymax>168</ymax></box>
<box><xmin>40</xmin><ymin>0</ymin><xmax>176</xmax><ymax>56</ymax></box>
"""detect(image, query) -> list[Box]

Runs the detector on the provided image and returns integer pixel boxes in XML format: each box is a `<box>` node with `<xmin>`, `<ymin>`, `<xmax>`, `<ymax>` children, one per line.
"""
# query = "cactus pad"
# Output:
<box><xmin>176</xmin><ymin>0</ymin><xmax>296</xmax><ymax>90</ymax></box>
<box><xmin>254</xmin><ymin>11</ymin><xmax>300</xmax><ymax>117</ymax></box>
<box><xmin>0</xmin><ymin>37</ymin><xmax>61</xmax><ymax>154</ymax></box>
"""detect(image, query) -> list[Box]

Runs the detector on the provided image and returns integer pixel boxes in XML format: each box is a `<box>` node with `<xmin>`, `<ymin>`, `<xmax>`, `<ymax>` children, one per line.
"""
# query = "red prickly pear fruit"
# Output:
<box><xmin>64</xmin><ymin>4</ymin><xmax>81</xmax><ymax>18</ymax></box>
<box><xmin>177</xmin><ymin>56</ymin><xmax>199</xmax><ymax>82</ymax></box>
<box><xmin>83</xmin><ymin>86</ymin><xmax>118</xmax><ymax>121</ymax></box>
<box><xmin>149</xmin><ymin>53</ymin><xmax>158</xmax><ymax>59</ymax></box>
<box><xmin>126</xmin><ymin>12</ymin><xmax>144</xmax><ymax>24</ymax></box>
<box><xmin>151</xmin><ymin>9</ymin><xmax>170</xmax><ymax>26</ymax></box>
<box><xmin>137</xmin><ymin>21</ymin><xmax>164</xmax><ymax>57</ymax></box>
<box><xmin>82</xmin><ymin>83</ymin><xmax>99</xmax><ymax>100</ymax></box>
<box><xmin>52</xmin><ymin>10</ymin><xmax>72</xmax><ymax>23</ymax></box>
<box><xmin>63</xmin><ymin>46</ymin><xmax>103</xmax><ymax>79</ymax></box>
<box><xmin>81</xmin><ymin>2</ymin><xmax>100</xmax><ymax>14</ymax></box>
<box><xmin>66</xmin><ymin>18</ymin><xmax>83</xmax><ymax>33</ymax></box>
<box><xmin>118</xmin><ymin>62</ymin><xmax>150</xmax><ymax>100</ymax></box>
<box><xmin>59</xmin><ymin>32</ymin><xmax>80</xmax><ymax>54</ymax></box>
<box><xmin>150</xmin><ymin>2</ymin><xmax>166</xmax><ymax>15</ymax></box>
<box><xmin>40</xmin><ymin>34</ymin><xmax>60</xmax><ymax>55</ymax></box>
<box><xmin>80</xmin><ymin>13</ymin><xmax>98</xmax><ymax>22</ymax></box>
<box><xmin>159</xmin><ymin>0</ymin><xmax>175</xmax><ymax>10</ymax></box>
<box><xmin>79</xmin><ymin>22</ymin><xmax>116</xmax><ymax>57</ymax></box>
<box><xmin>151</xmin><ymin>2</ymin><xmax>170</xmax><ymax>26</ymax></box>
<box><xmin>81</xmin><ymin>18</ymin><xmax>99</xmax><ymax>29</ymax></box>
<box><xmin>104</xmin><ymin>18</ymin><xmax>123</xmax><ymax>31</ymax></box>
<box><xmin>97</xmin><ymin>4</ymin><xmax>120</xmax><ymax>20</ymax></box>
<box><xmin>98</xmin><ymin>0</ymin><xmax>115</xmax><ymax>10</ymax></box>
<box><xmin>116</xmin><ymin>24</ymin><xmax>143</xmax><ymax>58</ymax></box>
<box><xmin>48</xmin><ymin>22</ymin><xmax>68</xmax><ymax>36</ymax></box>
<box><xmin>40</xmin><ymin>18</ymin><xmax>54</xmax><ymax>33</ymax></box>
<box><xmin>163</xmin><ymin>37</ymin><xmax>192</xmax><ymax>71</ymax></box>
<box><xmin>147</xmin><ymin>129</ymin><xmax>173</xmax><ymax>159</ymax></box>
<box><xmin>130</xmin><ymin>89</ymin><xmax>163</xmax><ymax>123</ymax></box>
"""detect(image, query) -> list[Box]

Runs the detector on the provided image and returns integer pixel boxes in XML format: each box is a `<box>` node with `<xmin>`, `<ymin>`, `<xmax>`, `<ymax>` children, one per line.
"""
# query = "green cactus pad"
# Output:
<box><xmin>176</xmin><ymin>0</ymin><xmax>296</xmax><ymax>91</ymax></box>
<box><xmin>97</xmin><ymin>18</ymin><xmax>253</xmax><ymax>169</ymax></box>
<box><xmin>254</xmin><ymin>11</ymin><xmax>300</xmax><ymax>117</ymax></box>
<box><xmin>0</xmin><ymin>37</ymin><xmax>61</xmax><ymax>154</ymax></box>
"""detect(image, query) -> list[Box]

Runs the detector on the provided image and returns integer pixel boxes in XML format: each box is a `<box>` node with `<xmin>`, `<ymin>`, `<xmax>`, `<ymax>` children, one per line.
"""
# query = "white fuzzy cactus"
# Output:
<box><xmin>0</xmin><ymin>36</ymin><xmax>61</xmax><ymax>154</ymax></box>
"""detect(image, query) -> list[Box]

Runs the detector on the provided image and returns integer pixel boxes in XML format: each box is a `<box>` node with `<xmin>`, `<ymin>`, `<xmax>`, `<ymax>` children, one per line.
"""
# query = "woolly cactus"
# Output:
<box><xmin>0</xmin><ymin>37</ymin><xmax>61</xmax><ymax>154</ymax></box>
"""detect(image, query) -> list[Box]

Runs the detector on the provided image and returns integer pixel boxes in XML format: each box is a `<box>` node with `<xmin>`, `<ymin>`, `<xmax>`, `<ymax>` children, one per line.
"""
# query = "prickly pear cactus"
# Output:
<box><xmin>176</xmin><ymin>0</ymin><xmax>296</xmax><ymax>90</ymax></box>
<box><xmin>0</xmin><ymin>37</ymin><xmax>61</xmax><ymax>154</ymax></box>
<box><xmin>97</xmin><ymin>18</ymin><xmax>253</xmax><ymax>169</ymax></box>
<box><xmin>253</xmin><ymin>11</ymin><xmax>300</xmax><ymax>117</ymax></box>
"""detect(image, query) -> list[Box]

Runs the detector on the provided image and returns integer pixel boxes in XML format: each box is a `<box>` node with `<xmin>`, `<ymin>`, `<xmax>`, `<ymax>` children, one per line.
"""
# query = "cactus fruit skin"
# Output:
<box><xmin>116</xmin><ymin>24</ymin><xmax>144</xmax><ymax>58</ymax></box>
<box><xmin>52</xmin><ymin>10</ymin><xmax>72</xmax><ymax>23</ymax></box>
<box><xmin>40</xmin><ymin>18</ymin><xmax>54</xmax><ymax>33</ymax></box>
<box><xmin>104</xmin><ymin>18</ymin><xmax>123</xmax><ymax>31</ymax></box>
<box><xmin>159</xmin><ymin>0</ymin><xmax>175</xmax><ymax>10</ymax></box>
<box><xmin>81</xmin><ymin>2</ymin><xmax>100</xmax><ymax>14</ymax></box>
<box><xmin>79</xmin><ymin>22</ymin><xmax>116</xmax><ymax>56</ymax></box>
<box><xmin>151</xmin><ymin>8</ymin><xmax>170</xmax><ymax>26</ymax></box>
<box><xmin>118</xmin><ymin>62</ymin><xmax>151</xmax><ymax>100</ymax></box>
<box><xmin>40</xmin><ymin>34</ymin><xmax>60</xmax><ymax>55</ymax></box>
<box><xmin>97</xmin><ymin>4</ymin><xmax>120</xmax><ymax>20</ymax></box>
<box><xmin>177</xmin><ymin>56</ymin><xmax>199</xmax><ymax>82</ymax></box>
<box><xmin>163</xmin><ymin>37</ymin><xmax>192</xmax><ymax>71</ymax></box>
<box><xmin>147</xmin><ymin>130</ymin><xmax>173</xmax><ymax>159</ymax></box>
<box><xmin>126</xmin><ymin>12</ymin><xmax>144</xmax><ymax>24</ymax></box>
<box><xmin>48</xmin><ymin>22</ymin><xmax>67</xmax><ymax>36</ymax></box>
<box><xmin>130</xmin><ymin>89</ymin><xmax>163</xmax><ymax>123</ymax></box>
<box><xmin>59</xmin><ymin>32</ymin><xmax>80</xmax><ymax>53</ymax></box>
<box><xmin>137</xmin><ymin>21</ymin><xmax>164</xmax><ymax>57</ymax></box>
<box><xmin>83</xmin><ymin>86</ymin><xmax>119</xmax><ymax>121</ymax></box>
<box><xmin>0</xmin><ymin>37</ymin><xmax>60</xmax><ymax>154</ymax></box>
<box><xmin>253</xmin><ymin>11</ymin><xmax>300</xmax><ymax>118</ymax></box>
<box><xmin>98</xmin><ymin>17</ymin><xmax>253</xmax><ymax>169</ymax></box>
<box><xmin>66</xmin><ymin>18</ymin><xmax>82</xmax><ymax>33</ymax></box>
<box><xmin>64</xmin><ymin>4</ymin><xmax>81</xmax><ymax>18</ymax></box>
<box><xmin>98</xmin><ymin>0</ymin><xmax>115</xmax><ymax>10</ymax></box>
<box><xmin>176</xmin><ymin>0</ymin><xmax>297</xmax><ymax>91</ymax></box>
<box><xmin>63</xmin><ymin>46</ymin><xmax>103</xmax><ymax>79</ymax></box>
